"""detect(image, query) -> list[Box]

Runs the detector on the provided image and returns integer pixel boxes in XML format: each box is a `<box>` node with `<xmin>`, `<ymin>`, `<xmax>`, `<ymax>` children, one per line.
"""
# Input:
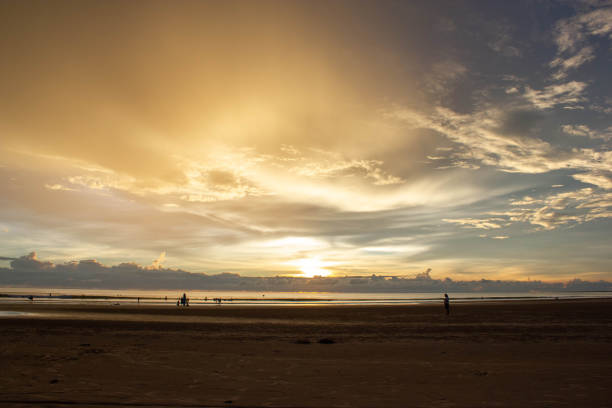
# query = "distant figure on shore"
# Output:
<box><xmin>180</xmin><ymin>293</ymin><xmax>189</xmax><ymax>307</ymax></box>
<box><xmin>176</xmin><ymin>299</ymin><xmax>180</xmax><ymax>307</ymax></box>
<box><xmin>137</xmin><ymin>297</ymin><xmax>140</xmax><ymax>304</ymax></box>
<box><xmin>444</xmin><ymin>293</ymin><xmax>450</xmax><ymax>315</ymax></box>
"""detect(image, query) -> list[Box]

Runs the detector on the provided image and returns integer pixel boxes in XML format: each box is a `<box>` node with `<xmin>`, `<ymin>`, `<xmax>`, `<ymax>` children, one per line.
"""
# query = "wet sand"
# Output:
<box><xmin>1</xmin><ymin>299</ymin><xmax>611</xmax><ymax>407</ymax></box>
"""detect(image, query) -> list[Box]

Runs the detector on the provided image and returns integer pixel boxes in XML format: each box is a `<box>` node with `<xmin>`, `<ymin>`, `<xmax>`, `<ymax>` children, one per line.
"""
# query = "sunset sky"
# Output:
<box><xmin>1</xmin><ymin>1</ymin><xmax>611</xmax><ymax>281</ymax></box>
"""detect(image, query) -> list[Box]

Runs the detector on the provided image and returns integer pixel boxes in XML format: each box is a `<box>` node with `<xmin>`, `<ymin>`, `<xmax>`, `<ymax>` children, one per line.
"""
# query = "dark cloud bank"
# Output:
<box><xmin>1</xmin><ymin>253</ymin><xmax>611</xmax><ymax>293</ymax></box>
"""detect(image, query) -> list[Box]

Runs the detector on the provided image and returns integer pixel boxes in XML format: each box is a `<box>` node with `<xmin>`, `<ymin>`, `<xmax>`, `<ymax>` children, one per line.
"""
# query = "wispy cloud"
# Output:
<box><xmin>572</xmin><ymin>172</ymin><xmax>612</xmax><ymax>189</ymax></box>
<box><xmin>45</xmin><ymin>184</ymin><xmax>76</xmax><ymax>192</ymax></box>
<box><xmin>387</xmin><ymin>104</ymin><xmax>612</xmax><ymax>176</ymax></box>
<box><xmin>523</xmin><ymin>81</ymin><xmax>588</xmax><ymax>109</ymax></box>
<box><xmin>562</xmin><ymin>124</ymin><xmax>612</xmax><ymax>141</ymax></box>
<box><xmin>423</xmin><ymin>60</ymin><xmax>467</xmax><ymax>97</ymax></box>
<box><xmin>487</xmin><ymin>29</ymin><xmax>522</xmax><ymax>57</ymax></box>
<box><xmin>550</xmin><ymin>6</ymin><xmax>612</xmax><ymax>79</ymax></box>
<box><xmin>491</xmin><ymin>188</ymin><xmax>612</xmax><ymax>230</ymax></box>
<box><xmin>442</xmin><ymin>218</ymin><xmax>505</xmax><ymax>230</ymax></box>
<box><xmin>550</xmin><ymin>46</ymin><xmax>595</xmax><ymax>80</ymax></box>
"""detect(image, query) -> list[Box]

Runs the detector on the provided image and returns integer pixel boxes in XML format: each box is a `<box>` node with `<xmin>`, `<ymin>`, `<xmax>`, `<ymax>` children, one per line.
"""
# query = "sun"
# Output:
<box><xmin>289</xmin><ymin>258</ymin><xmax>332</xmax><ymax>278</ymax></box>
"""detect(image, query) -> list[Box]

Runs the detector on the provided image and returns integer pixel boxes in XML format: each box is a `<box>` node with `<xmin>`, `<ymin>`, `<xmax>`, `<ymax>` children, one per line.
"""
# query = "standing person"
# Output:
<box><xmin>444</xmin><ymin>293</ymin><xmax>450</xmax><ymax>315</ymax></box>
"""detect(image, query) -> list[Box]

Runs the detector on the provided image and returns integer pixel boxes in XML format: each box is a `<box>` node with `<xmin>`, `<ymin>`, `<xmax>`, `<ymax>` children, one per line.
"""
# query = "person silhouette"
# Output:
<box><xmin>444</xmin><ymin>293</ymin><xmax>450</xmax><ymax>315</ymax></box>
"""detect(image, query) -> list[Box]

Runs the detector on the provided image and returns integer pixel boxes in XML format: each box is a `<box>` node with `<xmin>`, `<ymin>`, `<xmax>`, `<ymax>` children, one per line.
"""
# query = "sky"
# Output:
<box><xmin>1</xmin><ymin>0</ymin><xmax>611</xmax><ymax>282</ymax></box>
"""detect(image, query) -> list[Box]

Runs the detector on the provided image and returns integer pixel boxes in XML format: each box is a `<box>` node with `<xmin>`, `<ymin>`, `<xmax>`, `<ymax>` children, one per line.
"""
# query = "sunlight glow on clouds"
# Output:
<box><xmin>287</xmin><ymin>257</ymin><xmax>334</xmax><ymax>278</ymax></box>
<box><xmin>0</xmin><ymin>0</ymin><xmax>610</xmax><ymax>282</ymax></box>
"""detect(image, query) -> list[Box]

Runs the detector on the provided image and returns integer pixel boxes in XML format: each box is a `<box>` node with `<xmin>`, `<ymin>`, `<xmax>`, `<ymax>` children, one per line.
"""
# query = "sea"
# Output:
<box><xmin>1</xmin><ymin>287</ymin><xmax>611</xmax><ymax>306</ymax></box>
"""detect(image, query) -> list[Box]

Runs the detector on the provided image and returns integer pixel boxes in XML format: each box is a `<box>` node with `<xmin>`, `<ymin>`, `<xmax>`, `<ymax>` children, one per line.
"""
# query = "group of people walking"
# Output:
<box><xmin>175</xmin><ymin>293</ymin><xmax>226</xmax><ymax>306</ymax></box>
<box><xmin>177</xmin><ymin>292</ymin><xmax>189</xmax><ymax>307</ymax></box>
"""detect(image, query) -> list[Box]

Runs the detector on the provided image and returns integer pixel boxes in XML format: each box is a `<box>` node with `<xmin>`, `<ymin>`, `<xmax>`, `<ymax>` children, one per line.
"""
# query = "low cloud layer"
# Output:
<box><xmin>1</xmin><ymin>252</ymin><xmax>611</xmax><ymax>293</ymax></box>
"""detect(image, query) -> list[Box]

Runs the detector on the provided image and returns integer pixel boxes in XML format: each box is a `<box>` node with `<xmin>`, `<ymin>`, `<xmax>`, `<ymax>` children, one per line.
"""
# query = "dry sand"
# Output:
<box><xmin>1</xmin><ymin>299</ymin><xmax>611</xmax><ymax>407</ymax></box>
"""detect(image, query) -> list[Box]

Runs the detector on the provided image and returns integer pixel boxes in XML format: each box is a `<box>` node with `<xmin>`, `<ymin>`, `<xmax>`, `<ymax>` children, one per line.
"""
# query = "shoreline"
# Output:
<box><xmin>2</xmin><ymin>291</ymin><xmax>611</xmax><ymax>309</ymax></box>
<box><xmin>2</xmin><ymin>294</ymin><xmax>612</xmax><ymax>305</ymax></box>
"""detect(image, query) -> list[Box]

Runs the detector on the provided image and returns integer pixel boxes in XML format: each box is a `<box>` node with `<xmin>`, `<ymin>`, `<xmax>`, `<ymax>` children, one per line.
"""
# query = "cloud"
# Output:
<box><xmin>45</xmin><ymin>184</ymin><xmax>76</xmax><ymax>192</ymax></box>
<box><xmin>577</xmin><ymin>6</ymin><xmax>612</xmax><ymax>39</ymax></box>
<box><xmin>528</xmin><ymin>207</ymin><xmax>582</xmax><ymax>230</ymax></box>
<box><xmin>590</xmin><ymin>102</ymin><xmax>612</xmax><ymax>114</ymax></box>
<box><xmin>41</xmin><ymin>145</ymin><xmax>414</xmax><ymax>212</ymax></box>
<box><xmin>282</xmin><ymin>149</ymin><xmax>405</xmax><ymax>186</ymax></box>
<box><xmin>550</xmin><ymin>46</ymin><xmax>595</xmax><ymax>80</ymax></box>
<box><xmin>178</xmin><ymin>161</ymin><xmax>266</xmax><ymax>203</ymax></box>
<box><xmin>562</xmin><ymin>125</ymin><xmax>612</xmax><ymax>141</ymax></box>
<box><xmin>67</xmin><ymin>174</ymin><xmax>134</xmax><ymax>192</ymax></box>
<box><xmin>424</xmin><ymin>60</ymin><xmax>467</xmax><ymax>97</ymax></box>
<box><xmin>489</xmin><ymin>188</ymin><xmax>612</xmax><ymax>230</ymax></box>
<box><xmin>387</xmin><ymin>104</ymin><xmax>612</xmax><ymax>176</ymax></box>
<box><xmin>148</xmin><ymin>251</ymin><xmax>166</xmax><ymax>270</ymax></box>
<box><xmin>10</xmin><ymin>252</ymin><xmax>53</xmax><ymax>271</ymax></box>
<box><xmin>488</xmin><ymin>31</ymin><xmax>522</xmax><ymax>57</ymax></box>
<box><xmin>443</xmin><ymin>183</ymin><xmax>612</xmax><ymax>238</ymax></box>
<box><xmin>550</xmin><ymin>6</ymin><xmax>612</xmax><ymax>79</ymax></box>
<box><xmin>443</xmin><ymin>218</ymin><xmax>505</xmax><ymax>230</ymax></box>
<box><xmin>510</xmin><ymin>196</ymin><xmax>544</xmax><ymax>206</ymax></box>
<box><xmin>523</xmin><ymin>81</ymin><xmax>588</xmax><ymax>109</ymax></box>
<box><xmin>572</xmin><ymin>171</ymin><xmax>612</xmax><ymax>189</ymax></box>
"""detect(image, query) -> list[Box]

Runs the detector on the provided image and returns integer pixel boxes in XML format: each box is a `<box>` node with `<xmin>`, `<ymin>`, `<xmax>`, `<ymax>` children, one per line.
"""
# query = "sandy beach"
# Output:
<box><xmin>1</xmin><ymin>299</ymin><xmax>611</xmax><ymax>407</ymax></box>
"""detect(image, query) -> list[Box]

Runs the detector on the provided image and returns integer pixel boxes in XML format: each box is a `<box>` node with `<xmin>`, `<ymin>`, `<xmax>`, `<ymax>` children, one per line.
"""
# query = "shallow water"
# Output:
<box><xmin>1</xmin><ymin>287</ymin><xmax>611</xmax><ymax>306</ymax></box>
<box><xmin>0</xmin><ymin>311</ymin><xmax>36</xmax><ymax>316</ymax></box>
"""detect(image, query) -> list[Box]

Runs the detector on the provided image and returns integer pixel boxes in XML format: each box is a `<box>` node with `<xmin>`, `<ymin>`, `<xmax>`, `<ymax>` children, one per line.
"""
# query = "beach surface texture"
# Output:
<box><xmin>1</xmin><ymin>299</ymin><xmax>611</xmax><ymax>407</ymax></box>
